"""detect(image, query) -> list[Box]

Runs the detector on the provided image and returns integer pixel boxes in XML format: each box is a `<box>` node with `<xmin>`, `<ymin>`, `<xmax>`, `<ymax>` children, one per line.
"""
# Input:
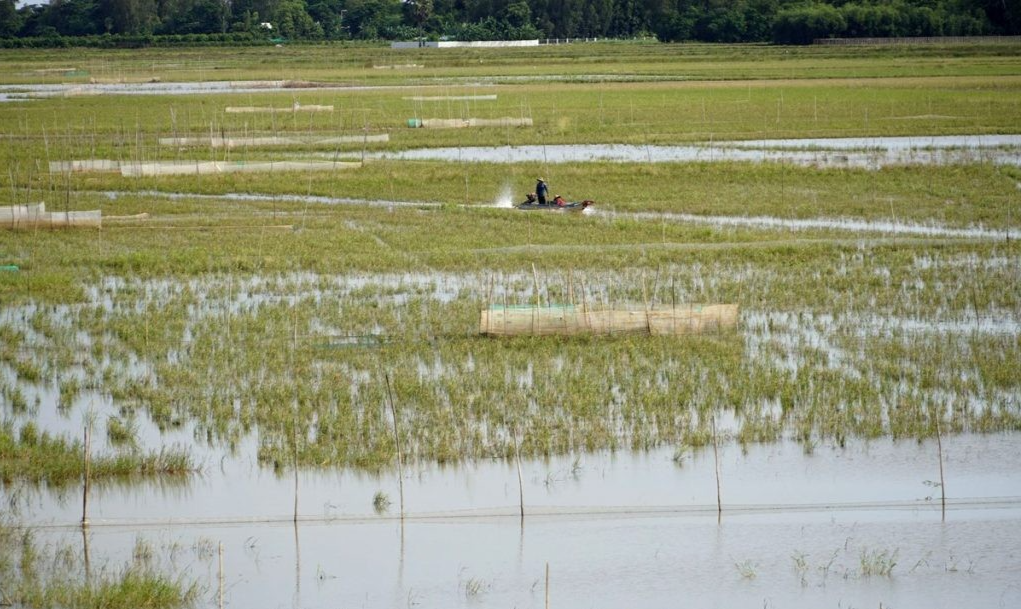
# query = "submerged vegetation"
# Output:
<box><xmin>0</xmin><ymin>522</ymin><xmax>200</xmax><ymax>609</ymax></box>
<box><xmin>0</xmin><ymin>42</ymin><xmax>1017</xmax><ymax>473</ymax></box>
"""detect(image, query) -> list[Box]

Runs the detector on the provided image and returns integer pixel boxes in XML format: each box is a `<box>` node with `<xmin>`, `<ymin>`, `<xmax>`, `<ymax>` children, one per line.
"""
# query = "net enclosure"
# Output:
<box><xmin>479</xmin><ymin>304</ymin><xmax>738</xmax><ymax>337</ymax></box>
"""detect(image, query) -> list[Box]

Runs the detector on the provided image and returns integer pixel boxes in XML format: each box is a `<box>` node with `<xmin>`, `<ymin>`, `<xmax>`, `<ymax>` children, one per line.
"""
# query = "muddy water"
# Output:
<box><xmin>378</xmin><ymin>135</ymin><xmax>1021</xmax><ymax>168</ymax></box>
<box><xmin>19</xmin><ymin>434</ymin><xmax>1021</xmax><ymax>609</ymax></box>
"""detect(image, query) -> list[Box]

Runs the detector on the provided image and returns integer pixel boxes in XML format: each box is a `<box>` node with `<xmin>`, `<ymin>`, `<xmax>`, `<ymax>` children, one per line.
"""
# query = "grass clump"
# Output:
<box><xmin>0</xmin><ymin>421</ymin><xmax>194</xmax><ymax>487</ymax></box>
<box><xmin>106</xmin><ymin>416</ymin><xmax>138</xmax><ymax>448</ymax></box>
<box><xmin>859</xmin><ymin>548</ymin><xmax>898</xmax><ymax>577</ymax></box>
<box><xmin>372</xmin><ymin>491</ymin><xmax>391</xmax><ymax>514</ymax></box>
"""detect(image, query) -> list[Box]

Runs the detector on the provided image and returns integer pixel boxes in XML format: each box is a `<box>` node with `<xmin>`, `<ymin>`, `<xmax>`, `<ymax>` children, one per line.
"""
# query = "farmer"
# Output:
<box><xmin>535</xmin><ymin>177</ymin><xmax>549</xmax><ymax>205</ymax></box>
<box><xmin>553</xmin><ymin>194</ymin><xmax>567</xmax><ymax>207</ymax></box>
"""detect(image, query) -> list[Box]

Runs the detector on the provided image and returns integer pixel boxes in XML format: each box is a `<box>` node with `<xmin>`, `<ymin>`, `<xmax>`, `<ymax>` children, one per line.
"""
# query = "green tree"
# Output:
<box><xmin>772</xmin><ymin>4</ymin><xmax>846</xmax><ymax>44</ymax></box>
<box><xmin>274</xmin><ymin>0</ymin><xmax>324</xmax><ymax>38</ymax></box>
<box><xmin>0</xmin><ymin>0</ymin><xmax>20</xmax><ymax>37</ymax></box>
<box><xmin>98</xmin><ymin>0</ymin><xmax>158</xmax><ymax>34</ymax></box>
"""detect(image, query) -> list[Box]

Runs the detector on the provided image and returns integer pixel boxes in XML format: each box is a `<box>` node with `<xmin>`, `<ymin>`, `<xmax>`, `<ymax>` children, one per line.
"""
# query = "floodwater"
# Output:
<box><xmin>93</xmin><ymin>188</ymin><xmax>1016</xmax><ymax>240</ymax></box>
<box><xmin>100</xmin><ymin>189</ymin><xmax>440</xmax><ymax>209</ymax></box>
<box><xmin>377</xmin><ymin>135</ymin><xmax>1021</xmax><ymax>168</ymax></box>
<box><xmin>13</xmin><ymin>435</ymin><xmax>1021</xmax><ymax>609</ymax></box>
<box><xmin>723</xmin><ymin>134</ymin><xmax>1021</xmax><ymax>150</ymax></box>
<box><xmin>590</xmin><ymin>209</ymin><xmax>1021</xmax><ymax>240</ymax></box>
<box><xmin>0</xmin><ymin>80</ymin><xmax>492</xmax><ymax>100</ymax></box>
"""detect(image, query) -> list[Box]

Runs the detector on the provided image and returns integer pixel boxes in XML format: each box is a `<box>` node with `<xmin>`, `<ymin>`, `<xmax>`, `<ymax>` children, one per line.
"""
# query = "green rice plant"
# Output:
<box><xmin>12</xmin><ymin>358</ymin><xmax>43</xmax><ymax>384</ymax></box>
<box><xmin>0</xmin><ymin>421</ymin><xmax>194</xmax><ymax>486</ymax></box>
<box><xmin>734</xmin><ymin>559</ymin><xmax>758</xmax><ymax>579</ymax></box>
<box><xmin>7</xmin><ymin>385</ymin><xmax>29</xmax><ymax>414</ymax></box>
<box><xmin>106</xmin><ymin>416</ymin><xmax>138</xmax><ymax>448</ymax></box>
<box><xmin>463</xmin><ymin>576</ymin><xmax>489</xmax><ymax>598</ymax></box>
<box><xmin>56</xmin><ymin>377</ymin><xmax>81</xmax><ymax>412</ymax></box>
<box><xmin>859</xmin><ymin>548</ymin><xmax>898</xmax><ymax>577</ymax></box>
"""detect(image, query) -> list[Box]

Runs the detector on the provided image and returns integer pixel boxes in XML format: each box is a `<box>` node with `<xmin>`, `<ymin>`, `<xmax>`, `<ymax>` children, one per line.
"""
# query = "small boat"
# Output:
<box><xmin>516</xmin><ymin>193</ymin><xmax>594</xmax><ymax>211</ymax></box>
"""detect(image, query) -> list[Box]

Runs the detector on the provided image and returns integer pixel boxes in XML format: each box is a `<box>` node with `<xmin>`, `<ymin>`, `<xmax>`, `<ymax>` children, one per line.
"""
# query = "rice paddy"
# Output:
<box><xmin>1</xmin><ymin>40</ymin><xmax>1020</xmax><ymax>608</ymax></box>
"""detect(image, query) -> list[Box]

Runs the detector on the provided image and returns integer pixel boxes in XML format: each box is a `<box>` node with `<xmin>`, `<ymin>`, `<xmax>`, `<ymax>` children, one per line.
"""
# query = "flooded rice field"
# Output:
<box><xmin>378</xmin><ymin>135</ymin><xmax>1021</xmax><ymax>168</ymax></box>
<box><xmin>3</xmin><ymin>261</ymin><xmax>1020</xmax><ymax>607</ymax></box>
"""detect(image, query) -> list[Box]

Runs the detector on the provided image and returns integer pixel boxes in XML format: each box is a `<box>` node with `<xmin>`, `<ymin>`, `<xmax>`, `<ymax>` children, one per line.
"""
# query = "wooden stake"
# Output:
<box><xmin>292</xmin><ymin>423</ymin><xmax>299</xmax><ymax>523</ymax></box>
<box><xmin>642</xmin><ymin>269</ymin><xmax>652</xmax><ymax>334</ymax></box>
<box><xmin>711</xmin><ymin>415</ymin><xmax>722</xmax><ymax>519</ymax></box>
<box><xmin>935</xmin><ymin>414</ymin><xmax>946</xmax><ymax>522</ymax></box>
<box><xmin>581</xmin><ymin>274</ymin><xmax>591</xmax><ymax>332</ymax></box>
<box><xmin>385</xmin><ymin>373</ymin><xmax>406</xmax><ymax>519</ymax></box>
<box><xmin>218</xmin><ymin>541</ymin><xmax>224</xmax><ymax>609</ymax></box>
<box><xmin>532</xmin><ymin>263</ymin><xmax>541</xmax><ymax>308</ymax></box>
<box><xmin>671</xmin><ymin>275</ymin><xmax>677</xmax><ymax>335</ymax></box>
<box><xmin>531</xmin><ymin>263</ymin><xmax>540</xmax><ymax>335</ymax></box>
<box><xmin>486</xmin><ymin>274</ymin><xmax>494</xmax><ymax>336</ymax></box>
<box><xmin>81</xmin><ymin>422</ymin><xmax>91</xmax><ymax>527</ymax></box>
<box><xmin>82</xmin><ymin>526</ymin><xmax>91</xmax><ymax>581</ymax></box>
<box><xmin>503</xmin><ymin>275</ymin><xmax>509</xmax><ymax>335</ymax></box>
<box><xmin>514</xmin><ymin>425</ymin><xmax>525</xmax><ymax>520</ymax></box>
<box><xmin>545</xmin><ymin>562</ymin><xmax>550</xmax><ymax>609</ymax></box>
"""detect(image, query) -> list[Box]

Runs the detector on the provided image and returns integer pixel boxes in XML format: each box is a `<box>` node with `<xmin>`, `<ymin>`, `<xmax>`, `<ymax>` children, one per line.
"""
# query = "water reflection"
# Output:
<box><xmin>33</xmin><ymin>506</ymin><xmax>1021</xmax><ymax>609</ymax></box>
<box><xmin>377</xmin><ymin>136</ymin><xmax>1021</xmax><ymax>168</ymax></box>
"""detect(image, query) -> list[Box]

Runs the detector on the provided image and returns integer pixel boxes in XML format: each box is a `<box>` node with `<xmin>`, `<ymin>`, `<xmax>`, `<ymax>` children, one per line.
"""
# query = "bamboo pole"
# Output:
<box><xmin>385</xmin><ymin>373</ymin><xmax>405</xmax><ymax>519</ymax></box>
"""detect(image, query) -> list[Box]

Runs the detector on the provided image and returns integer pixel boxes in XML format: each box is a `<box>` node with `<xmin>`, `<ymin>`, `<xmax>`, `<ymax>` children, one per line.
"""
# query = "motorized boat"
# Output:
<box><xmin>516</xmin><ymin>193</ymin><xmax>594</xmax><ymax>211</ymax></box>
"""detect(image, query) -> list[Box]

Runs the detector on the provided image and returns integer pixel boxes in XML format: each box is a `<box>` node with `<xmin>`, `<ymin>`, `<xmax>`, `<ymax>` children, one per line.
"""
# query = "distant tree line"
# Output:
<box><xmin>0</xmin><ymin>0</ymin><xmax>1017</xmax><ymax>45</ymax></box>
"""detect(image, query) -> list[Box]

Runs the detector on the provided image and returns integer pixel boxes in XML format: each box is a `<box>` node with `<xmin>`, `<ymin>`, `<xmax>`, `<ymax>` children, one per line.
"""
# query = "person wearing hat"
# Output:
<box><xmin>535</xmin><ymin>177</ymin><xmax>549</xmax><ymax>205</ymax></box>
